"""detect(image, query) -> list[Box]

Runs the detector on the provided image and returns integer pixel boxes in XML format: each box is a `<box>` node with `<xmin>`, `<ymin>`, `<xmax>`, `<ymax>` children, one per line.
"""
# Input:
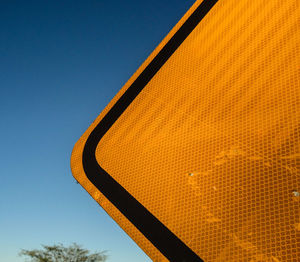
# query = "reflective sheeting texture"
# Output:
<box><xmin>71</xmin><ymin>0</ymin><xmax>300</xmax><ymax>261</ymax></box>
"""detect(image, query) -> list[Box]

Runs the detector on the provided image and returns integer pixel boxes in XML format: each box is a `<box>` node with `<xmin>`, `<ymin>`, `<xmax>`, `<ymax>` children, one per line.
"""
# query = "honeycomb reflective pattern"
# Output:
<box><xmin>71</xmin><ymin>0</ymin><xmax>300</xmax><ymax>261</ymax></box>
<box><xmin>94</xmin><ymin>0</ymin><xmax>300</xmax><ymax>261</ymax></box>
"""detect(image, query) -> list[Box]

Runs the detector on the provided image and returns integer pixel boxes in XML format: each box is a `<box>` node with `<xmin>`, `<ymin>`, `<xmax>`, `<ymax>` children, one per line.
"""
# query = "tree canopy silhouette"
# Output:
<box><xmin>19</xmin><ymin>243</ymin><xmax>108</xmax><ymax>262</ymax></box>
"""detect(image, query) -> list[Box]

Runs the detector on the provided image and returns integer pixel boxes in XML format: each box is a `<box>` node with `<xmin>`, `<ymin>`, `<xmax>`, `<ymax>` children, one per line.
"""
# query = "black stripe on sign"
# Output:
<box><xmin>82</xmin><ymin>0</ymin><xmax>218</xmax><ymax>261</ymax></box>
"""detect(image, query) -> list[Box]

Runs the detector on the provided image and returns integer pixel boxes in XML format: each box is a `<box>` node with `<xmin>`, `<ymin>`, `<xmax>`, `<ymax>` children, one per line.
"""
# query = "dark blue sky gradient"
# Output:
<box><xmin>0</xmin><ymin>1</ymin><xmax>195</xmax><ymax>261</ymax></box>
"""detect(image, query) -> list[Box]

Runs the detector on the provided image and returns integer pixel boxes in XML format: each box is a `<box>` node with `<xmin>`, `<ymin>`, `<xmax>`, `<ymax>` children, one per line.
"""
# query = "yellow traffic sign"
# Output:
<box><xmin>71</xmin><ymin>0</ymin><xmax>300</xmax><ymax>261</ymax></box>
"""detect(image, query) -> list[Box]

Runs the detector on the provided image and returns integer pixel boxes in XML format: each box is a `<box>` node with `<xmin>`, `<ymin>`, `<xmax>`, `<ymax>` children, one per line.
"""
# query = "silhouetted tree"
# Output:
<box><xmin>20</xmin><ymin>243</ymin><xmax>108</xmax><ymax>262</ymax></box>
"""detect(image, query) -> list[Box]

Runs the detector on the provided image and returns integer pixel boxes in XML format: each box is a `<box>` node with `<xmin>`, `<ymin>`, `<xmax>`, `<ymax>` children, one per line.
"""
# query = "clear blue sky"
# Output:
<box><xmin>0</xmin><ymin>1</ymin><xmax>195</xmax><ymax>261</ymax></box>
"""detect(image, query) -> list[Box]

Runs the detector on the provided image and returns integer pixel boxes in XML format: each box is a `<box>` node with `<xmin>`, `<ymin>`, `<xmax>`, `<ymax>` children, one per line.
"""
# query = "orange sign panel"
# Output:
<box><xmin>71</xmin><ymin>0</ymin><xmax>300</xmax><ymax>261</ymax></box>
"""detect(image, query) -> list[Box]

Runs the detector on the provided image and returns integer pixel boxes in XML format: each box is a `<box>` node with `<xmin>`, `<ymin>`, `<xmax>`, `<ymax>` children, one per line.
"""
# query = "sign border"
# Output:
<box><xmin>82</xmin><ymin>1</ymin><xmax>218</xmax><ymax>260</ymax></box>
